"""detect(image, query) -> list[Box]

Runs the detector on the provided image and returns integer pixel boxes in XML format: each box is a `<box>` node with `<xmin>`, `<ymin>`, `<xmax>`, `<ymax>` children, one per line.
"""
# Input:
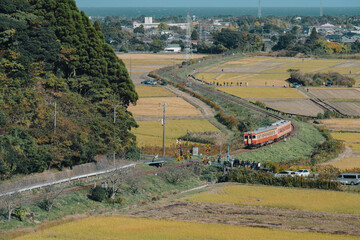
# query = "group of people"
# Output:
<box><xmin>235</xmin><ymin>160</ymin><xmax>261</xmax><ymax>170</ymax></box>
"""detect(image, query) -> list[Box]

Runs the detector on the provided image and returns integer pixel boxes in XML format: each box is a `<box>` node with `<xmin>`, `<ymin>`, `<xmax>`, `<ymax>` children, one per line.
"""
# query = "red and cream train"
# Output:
<box><xmin>244</xmin><ymin>120</ymin><xmax>292</xmax><ymax>148</ymax></box>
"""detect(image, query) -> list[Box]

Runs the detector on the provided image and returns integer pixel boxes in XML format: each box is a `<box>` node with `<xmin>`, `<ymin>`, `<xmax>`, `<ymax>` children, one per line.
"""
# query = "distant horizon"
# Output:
<box><xmin>75</xmin><ymin>0</ymin><xmax>360</xmax><ymax>8</ymax></box>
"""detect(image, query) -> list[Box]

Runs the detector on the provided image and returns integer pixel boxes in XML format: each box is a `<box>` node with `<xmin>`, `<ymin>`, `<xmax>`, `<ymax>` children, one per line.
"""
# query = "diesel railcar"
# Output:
<box><xmin>244</xmin><ymin>120</ymin><xmax>292</xmax><ymax>148</ymax></box>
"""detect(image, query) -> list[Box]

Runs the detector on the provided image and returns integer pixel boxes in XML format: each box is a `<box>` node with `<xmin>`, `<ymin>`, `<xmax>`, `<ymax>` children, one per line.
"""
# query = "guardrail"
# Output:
<box><xmin>0</xmin><ymin>163</ymin><xmax>136</xmax><ymax>197</ymax></box>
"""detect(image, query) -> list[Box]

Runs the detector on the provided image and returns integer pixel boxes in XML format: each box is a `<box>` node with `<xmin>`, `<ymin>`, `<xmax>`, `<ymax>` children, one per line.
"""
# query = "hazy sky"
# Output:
<box><xmin>75</xmin><ymin>0</ymin><xmax>360</xmax><ymax>8</ymax></box>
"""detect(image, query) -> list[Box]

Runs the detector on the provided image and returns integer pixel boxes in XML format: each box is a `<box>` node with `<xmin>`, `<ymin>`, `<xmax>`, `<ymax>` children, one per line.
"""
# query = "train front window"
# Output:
<box><xmin>252</xmin><ymin>135</ymin><xmax>256</xmax><ymax>139</ymax></box>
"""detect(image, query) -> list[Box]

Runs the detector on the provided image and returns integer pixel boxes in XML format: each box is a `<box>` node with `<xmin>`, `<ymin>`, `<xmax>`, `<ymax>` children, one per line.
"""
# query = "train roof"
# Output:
<box><xmin>244</xmin><ymin>120</ymin><xmax>290</xmax><ymax>135</ymax></box>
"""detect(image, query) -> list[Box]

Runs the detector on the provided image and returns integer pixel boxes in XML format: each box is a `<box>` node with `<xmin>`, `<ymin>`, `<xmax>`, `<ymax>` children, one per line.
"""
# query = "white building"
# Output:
<box><xmin>164</xmin><ymin>44</ymin><xmax>182</xmax><ymax>53</ymax></box>
<box><xmin>133</xmin><ymin>17</ymin><xmax>188</xmax><ymax>30</ymax></box>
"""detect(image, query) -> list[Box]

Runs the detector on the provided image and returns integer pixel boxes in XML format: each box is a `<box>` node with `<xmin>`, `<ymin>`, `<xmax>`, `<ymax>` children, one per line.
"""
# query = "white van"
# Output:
<box><xmin>337</xmin><ymin>173</ymin><xmax>360</xmax><ymax>185</ymax></box>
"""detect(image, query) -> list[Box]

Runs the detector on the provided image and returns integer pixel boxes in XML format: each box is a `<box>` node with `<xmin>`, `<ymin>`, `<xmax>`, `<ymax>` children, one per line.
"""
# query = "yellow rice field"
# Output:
<box><xmin>135</xmin><ymin>85</ymin><xmax>175</xmax><ymax>98</ymax></box>
<box><xmin>331</xmin><ymin>132</ymin><xmax>360</xmax><ymax>143</ymax></box>
<box><xmin>321</xmin><ymin>119</ymin><xmax>360</xmax><ymax>132</ymax></box>
<box><xmin>331</xmin><ymin>157</ymin><xmax>360</xmax><ymax>170</ymax></box>
<box><xmin>265</xmin><ymin>60</ymin><xmax>339</xmax><ymax>73</ymax></box>
<box><xmin>218</xmin><ymin>87</ymin><xmax>305</xmax><ymax>99</ymax></box>
<box><xmin>184</xmin><ymin>184</ymin><xmax>360</xmax><ymax>214</ymax></box>
<box><xmin>128</xmin><ymin>97</ymin><xmax>201</xmax><ymax>117</ymax></box>
<box><xmin>16</xmin><ymin>216</ymin><xmax>359</xmax><ymax>240</ymax></box>
<box><xmin>133</xmin><ymin>119</ymin><xmax>220</xmax><ymax>147</ymax></box>
<box><xmin>349</xmin><ymin>144</ymin><xmax>360</xmax><ymax>152</ymax></box>
<box><xmin>194</xmin><ymin>72</ymin><xmax>219</xmax><ymax>81</ymax></box>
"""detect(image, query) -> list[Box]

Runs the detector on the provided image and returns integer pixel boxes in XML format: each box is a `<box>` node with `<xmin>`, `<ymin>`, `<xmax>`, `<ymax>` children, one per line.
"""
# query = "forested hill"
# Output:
<box><xmin>0</xmin><ymin>0</ymin><xmax>138</xmax><ymax>180</ymax></box>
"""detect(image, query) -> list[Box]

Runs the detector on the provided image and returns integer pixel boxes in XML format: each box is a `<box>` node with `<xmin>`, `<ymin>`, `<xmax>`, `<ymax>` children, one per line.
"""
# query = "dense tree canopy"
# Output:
<box><xmin>0</xmin><ymin>0</ymin><xmax>138</xmax><ymax>179</ymax></box>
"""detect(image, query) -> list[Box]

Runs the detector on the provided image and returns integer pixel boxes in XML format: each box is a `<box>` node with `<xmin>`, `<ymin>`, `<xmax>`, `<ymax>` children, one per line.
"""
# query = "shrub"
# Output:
<box><xmin>14</xmin><ymin>206</ymin><xmax>26</xmax><ymax>221</ymax></box>
<box><xmin>90</xmin><ymin>186</ymin><xmax>108</xmax><ymax>202</ymax></box>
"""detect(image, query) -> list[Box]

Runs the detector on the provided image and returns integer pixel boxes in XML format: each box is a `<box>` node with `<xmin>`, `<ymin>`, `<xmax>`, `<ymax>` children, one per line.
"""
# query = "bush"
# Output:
<box><xmin>90</xmin><ymin>186</ymin><xmax>108</xmax><ymax>202</ymax></box>
<box><xmin>14</xmin><ymin>206</ymin><xmax>26</xmax><ymax>221</ymax></box>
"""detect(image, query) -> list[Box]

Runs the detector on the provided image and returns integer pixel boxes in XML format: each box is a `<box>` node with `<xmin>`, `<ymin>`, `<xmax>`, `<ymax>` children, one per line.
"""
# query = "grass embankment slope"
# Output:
<box><xmin>0</xmin><ymin>164</ymin><xmax>201</xmax><ymax>235</ymax></box>
<box><xmin>235</xmin><ymin>121</ymin><xmax>325</xmax><ymax>162</ymax></box>
<box><xmin>185</xmin><ymin>184</ymin><xmax>360</xmax><ymax>214</ymax></box>
<box><xmin>16</xmin><ymin>215</ymin><xmax>358</xmax><ymax>240</ymax></box>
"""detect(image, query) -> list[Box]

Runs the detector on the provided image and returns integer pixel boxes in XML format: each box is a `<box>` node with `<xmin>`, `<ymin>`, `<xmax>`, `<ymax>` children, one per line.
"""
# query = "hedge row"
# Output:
<box><xmin>219</xmin><ymin>168</ymin><xmax>341</xmax><ymax>191</ymax></box>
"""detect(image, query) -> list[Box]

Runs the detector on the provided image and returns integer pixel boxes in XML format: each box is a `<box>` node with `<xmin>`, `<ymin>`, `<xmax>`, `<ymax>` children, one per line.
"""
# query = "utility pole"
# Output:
<box><xmin>161</xmin><ymin>103</ymin><xmax>167</xmax><ymax>157</ymax></box>
<box><xmin>54</xmin><ymin>102</ymin><xmax>57</xmax><ymax>134</ymax></box>
<box><xmin>112</xmin><ymin>104</ymin><xmax>120</xmax><ymax>165</ymax></box>
<box><xmin>186</xmin><ymin>130</ymin><xmax>189</xmax><ymax>157</ymax></box>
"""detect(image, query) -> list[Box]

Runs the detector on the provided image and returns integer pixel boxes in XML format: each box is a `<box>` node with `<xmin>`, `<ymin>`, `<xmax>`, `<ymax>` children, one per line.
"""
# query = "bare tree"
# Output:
<box><xmin>106</xmin><ymin>168</ymin><xmax>132</xmax><ymax>200</ymax></box>
<box><xmin>39</xmin><ymin>184</ymin><xmax>65</xmax><ymax>212</ymax></box>
<box><xmin>1</xmin><ymin>192</ymin><xmax>21</xmax><ymax>221</ymax></box>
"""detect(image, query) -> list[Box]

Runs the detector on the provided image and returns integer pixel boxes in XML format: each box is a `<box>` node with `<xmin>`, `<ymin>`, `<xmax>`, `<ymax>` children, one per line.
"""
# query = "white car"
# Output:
<box><xmin>274</xmin><ymin>171</ymin><xmax>296</xmax><ymax>177</ymax></box>
<box><xmin>295</xmin><ymin>169</ymin><xmax>310</xmax><ymax>177</ymax></box>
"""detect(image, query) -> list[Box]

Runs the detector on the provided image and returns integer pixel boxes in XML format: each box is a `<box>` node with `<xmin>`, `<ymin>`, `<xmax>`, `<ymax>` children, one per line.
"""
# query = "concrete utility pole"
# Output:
<box><xmin>161</xmin><ymin>103</ymin><xmax>167</xmax><ymax>157</ymax></box>
<box><xmin>112</xmin><ymin>104</ymin><xmax>120</xmax><ymax>165</ymax></box>
<box><xmin>54</xmin><ymin>102</ymin><xmax>57</xmax><ymax>133</ymax></box>
<box><xmin>186</xmin><ymin>130</ymin><xmax>189</xmax><ymax>157</ymax></box>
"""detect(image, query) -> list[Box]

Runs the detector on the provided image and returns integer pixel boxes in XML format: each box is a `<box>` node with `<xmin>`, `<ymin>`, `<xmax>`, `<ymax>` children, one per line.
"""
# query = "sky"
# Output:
<box><xmin>75</xmin><ymin>0</ymin><xmax>360</xmax><ymax>8</ymax></box>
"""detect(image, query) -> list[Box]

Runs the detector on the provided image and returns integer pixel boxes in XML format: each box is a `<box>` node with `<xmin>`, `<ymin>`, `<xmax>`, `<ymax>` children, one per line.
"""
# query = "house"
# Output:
<box><xmin>164</xmin><ymin>44</ymin><xmax>182</xmax><ymax>53</ymax></box>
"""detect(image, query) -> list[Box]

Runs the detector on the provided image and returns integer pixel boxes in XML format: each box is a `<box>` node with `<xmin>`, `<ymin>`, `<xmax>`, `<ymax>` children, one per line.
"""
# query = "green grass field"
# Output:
<box><xmin>133</xmin><ymin>120</ymin><xmax>220</xmax><ymax>147</ymax></box>
<box><xmin>16</xmin><ymin>215</ymin><xmax>359</xmax><ymax>240</ymax></box>
<box><xmin>184</xmin><ymin>184</ymin><xmax>360</xmax><ymax>214</ymax></box>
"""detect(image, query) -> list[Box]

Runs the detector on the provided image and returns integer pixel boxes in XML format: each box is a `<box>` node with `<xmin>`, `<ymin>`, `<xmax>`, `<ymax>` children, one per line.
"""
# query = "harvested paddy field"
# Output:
<box><xmin>16</xmin><ymin>215</ymin><xmax>360</xmax><ymax>240</ymax></box>
<box><xmin>135</xmin><ymin>85</ymin><xmax>175</xmax><ymax>98</ymax></box>
<box><xmin>218</xmin><ymin>87</ymin><xmax>305</xmax><ymax>99</ymax></box>
<box><xmin>321</xmin><ymin>119</ymin><xmax>360</xmax><ymax>132</ymax></box>
<box><xmin>261</xmin><ymin>99</ymin><xmax>324</xmax><ymax>117</ymax></box>
<box><xmin>309</xmin><ymin>88</ymin><xmax>360</xmax><ymax>99</ymax></box>
<box><xmin>331</xmin><ymin>157</ymin><xmax>360</xmax><ymax>170</ymax></box>
<box><xmin>133</xmin><ymin>119</ymin><xmax>220</xmax><ymax>147</ymax></box>
<box><xmin>125</xmin><ymin>183</ymin><xmax>360</xmax><ymax>237</ymax></box>
<box><xmin>193</xmin><ymin>56</ymin><xmax>360</xmax><ymax>116</ymax></box>
<box><xmin>128</xmin><ymin>97</ymin><xmax>201</xmax><ymax>117</ymax></box>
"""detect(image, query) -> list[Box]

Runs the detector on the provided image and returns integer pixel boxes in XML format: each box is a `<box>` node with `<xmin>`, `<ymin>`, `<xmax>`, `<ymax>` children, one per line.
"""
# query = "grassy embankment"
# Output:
<box><xmin>0</xmin><ymin>164</ymin><xmax>201</xmax><ymax>236</ymax></box>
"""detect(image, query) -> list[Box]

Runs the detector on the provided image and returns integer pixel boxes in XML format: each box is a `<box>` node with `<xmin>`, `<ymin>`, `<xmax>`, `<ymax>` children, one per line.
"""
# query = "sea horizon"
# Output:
<box><xmin>79</xmin><ymin>7</ymin><xmax>360</xmax><ymax>18</ymax></box>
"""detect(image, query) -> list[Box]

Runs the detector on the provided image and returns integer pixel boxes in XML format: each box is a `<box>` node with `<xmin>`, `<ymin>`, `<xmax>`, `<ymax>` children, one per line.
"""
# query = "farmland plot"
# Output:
<box><xmin>135</xmin><ymin>85</ymin><xmax>175</xmax><ymax>98</ymax></box>
<box><xmin>133</xmin><ymin>119</ymin><xmax>220</xmax><ymax>147</ymax></box>
<box><xmin>261</xmin><ymin>99</ymin><xmax>324</xmax><ymax>117</ymax></box>
<box><xmin>185</xmin><ymin>184</ymin><xmax>360</xmax><ymax>214</ymax></box>
<box><xmin>17</xmin><ymin>215</ymin><xmax>359</xmax><ymax>240</ymax></box>
<box><xmin>128</xmin><ymin>97</ymin><xmax>201</xmax><ymax>117</ymax></box>
<box><xmin>218</xmin><ymin>87</ymin><xmax>305</xmax><ymax>99</ymax></box>
<box><xmin>321</xmin><ymin>119</ymin><xmax>360</xmax><ymax>132</ymax></box>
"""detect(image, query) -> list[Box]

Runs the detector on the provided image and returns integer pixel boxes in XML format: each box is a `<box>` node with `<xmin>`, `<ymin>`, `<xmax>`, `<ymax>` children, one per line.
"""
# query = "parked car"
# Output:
<box><xmin>260</xmin><ymin>168</ymin><xmax>273</xmax><ymax>173</ymax></box>
<box><xmin>274</xmin><ymin>171</ymin><xmax>296</xmax><ymax>177</ymax></box>
<box><xmin>141</xmin><ymin>80</ymin><xmax>152</xmax><ymax>85</ymax></box>
<box><xmin>337</xmin><ymin>173</ymin><xmax>360</xmax><ymax>185</ymax></box>
<box><xmin>295</xmin><ymin>169</ymin><xmax>310</xmax><ymax>177</ymax></box>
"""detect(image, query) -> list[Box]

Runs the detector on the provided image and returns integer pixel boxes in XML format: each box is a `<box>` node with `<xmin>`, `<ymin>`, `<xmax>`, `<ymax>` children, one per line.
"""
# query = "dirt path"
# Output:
<box><xmin>165</xmin><ymin>85</ymin><xmax>214</xmax><ymax>118</ymax></box>
<box><xmin>319</xmin><ymin>146</ymin><xmax>353</xmax><ymax>166</ymax></box>
<box><xmin>126</xmin><ymin>200</ymin><xmax>360</xmax><ymax>236</ymax></box>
